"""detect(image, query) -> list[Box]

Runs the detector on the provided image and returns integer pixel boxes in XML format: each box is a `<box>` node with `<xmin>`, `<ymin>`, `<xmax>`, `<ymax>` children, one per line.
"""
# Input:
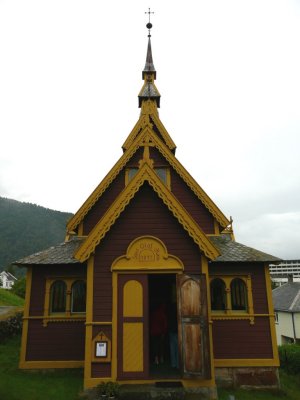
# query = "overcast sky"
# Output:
<box><xmin>1</xmin><ymin>1</ymin><xmax>300</xmax><ymax>260</ymax></box>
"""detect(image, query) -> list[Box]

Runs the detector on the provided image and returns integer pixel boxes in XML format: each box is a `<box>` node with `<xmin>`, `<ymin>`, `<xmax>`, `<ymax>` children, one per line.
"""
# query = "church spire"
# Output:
<box><xmin>138</xmin><ymin>9</ymin><xmax>160</xmax><ymax>108</ymax></box>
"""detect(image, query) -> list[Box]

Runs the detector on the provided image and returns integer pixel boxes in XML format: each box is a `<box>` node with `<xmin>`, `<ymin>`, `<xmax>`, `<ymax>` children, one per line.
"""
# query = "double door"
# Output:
<box><xmin>117</xmin><ymin>273</ymin><xmax>211</xmax><ymax>380</ymax></box>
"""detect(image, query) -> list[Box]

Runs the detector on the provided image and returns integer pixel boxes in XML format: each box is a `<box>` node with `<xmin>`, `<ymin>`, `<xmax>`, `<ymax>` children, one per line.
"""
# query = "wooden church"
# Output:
<box><xmin>16</xmin><ymin>22</ymin><xmax>280</xmax><ymax>398</ymax></box>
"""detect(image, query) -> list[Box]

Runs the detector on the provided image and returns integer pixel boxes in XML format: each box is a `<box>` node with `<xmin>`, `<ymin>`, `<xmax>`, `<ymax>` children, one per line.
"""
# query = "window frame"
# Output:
<box><xmin>43</xmin><ymin>276</ymin><xmax>86</xmax><ymax>326</ymax></box>
<box><xmin>125</xmin><ymin>166</ymin><xmax>171</xmax><ymax>189</ymax></box>
<box><xmin>209</xmin><ymin>274</ymin><xmax>254</xmax><ymax>322</ymax></box>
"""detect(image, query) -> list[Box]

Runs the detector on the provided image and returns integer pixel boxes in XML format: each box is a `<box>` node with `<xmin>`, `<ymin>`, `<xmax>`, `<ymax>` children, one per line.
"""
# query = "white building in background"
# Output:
<box><xmin>270</xmin><ymin>260</ymin><xmax>300</xmax><ymax>285</ymax></box>
<box><xmin>0</xmin><ymin>271</ymin><xmax>17</xmax><ymax>289</ymax></box>
<box><xmin>272</xmin><ymin>282</ymin><xmax>300</xmax><ymax>345</ymax></box>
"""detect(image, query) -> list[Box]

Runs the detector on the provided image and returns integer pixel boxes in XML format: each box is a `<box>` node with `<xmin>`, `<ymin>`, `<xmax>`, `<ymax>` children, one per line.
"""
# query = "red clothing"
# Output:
<box><xmin>150</xmin><ymin>304</ymin><xmax>168</xmax><ymax>336</ymax></box>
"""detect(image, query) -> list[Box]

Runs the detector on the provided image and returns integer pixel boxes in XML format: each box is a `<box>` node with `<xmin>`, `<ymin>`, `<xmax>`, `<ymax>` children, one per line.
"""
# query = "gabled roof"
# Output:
<box><xmin>67</xmin><ymin>124</ymin><xmax>230</xmax><ymax>233</ymax></box>
<box><xmin>122</xmin><ymin>101</ymin><xmax>176</xmax><ymax>151</ymax></box>
<box><xmin>74</xmin><ymin>161</ymin><xmax>220</xmax><ymax>263</ymax></box>
<box><xmin>210</xmin><ymin>234</ymin><xmax>281</xmax><ymax>263</ymax></box>
<box><xmin>273</xmin><ymin>283</ymin><xmax>300</xmax><ymax>312</ymax></box>
<box><xmin>0</xmin><ymin>271</ymin><xmax>17</xmax><ymax>280</ymax></box>
<box><xmin>14</xmin><ymin>237</ymin><xmax>85</xmax><ymax>265</ymax></box>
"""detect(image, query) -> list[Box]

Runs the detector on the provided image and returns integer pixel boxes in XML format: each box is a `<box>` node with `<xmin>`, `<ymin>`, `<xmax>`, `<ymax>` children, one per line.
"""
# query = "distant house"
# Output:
<box><xmin>272</xmin><ymin>282</ymin><xmax>300</xmax><ymax>345</ymax></box>
<box><xmin>0</xmin><ymin>271</ymin><xmax>17</xmax><ymax>289</ymax></box>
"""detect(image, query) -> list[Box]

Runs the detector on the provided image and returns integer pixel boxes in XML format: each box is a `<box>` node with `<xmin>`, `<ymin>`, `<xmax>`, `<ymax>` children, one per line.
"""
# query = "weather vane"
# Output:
<box><xmin>145</xmin><ymin>8</ymin><xmax>154</xmax><ymax>37</ymax></box>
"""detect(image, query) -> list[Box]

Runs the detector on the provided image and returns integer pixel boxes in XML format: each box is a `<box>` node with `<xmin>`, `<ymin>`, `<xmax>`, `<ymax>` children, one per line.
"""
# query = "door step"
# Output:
<box><xmin>119</xmin><ymin>384</ymin><xmax>216</xmax><ymax>400</ymax></box>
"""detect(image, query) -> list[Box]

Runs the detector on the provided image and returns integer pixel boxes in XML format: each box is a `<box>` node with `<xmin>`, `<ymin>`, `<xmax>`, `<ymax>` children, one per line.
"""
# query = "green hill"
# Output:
<box><xmin>0</xmin><ymin>197</ymin><xmax>73</xmax><ymax>276</ymax></box>
<box><xmin>0</xmin><ymin>288</ymin><xmax>24</xmax><ymax>307</ymax></box>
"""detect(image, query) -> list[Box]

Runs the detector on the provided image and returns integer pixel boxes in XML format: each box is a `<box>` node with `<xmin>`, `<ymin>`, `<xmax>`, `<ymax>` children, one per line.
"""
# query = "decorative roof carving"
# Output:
<box><xmin>74</xmin><ymin>162</ymin><xmax>220</xmax><ymax>262</ymax></box>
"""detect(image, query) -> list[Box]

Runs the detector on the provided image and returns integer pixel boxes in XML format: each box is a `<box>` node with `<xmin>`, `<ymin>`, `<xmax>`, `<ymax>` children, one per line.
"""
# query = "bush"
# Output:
<box><xmin>0</xmin><ymin>311</ymin><xmax>23</xmax><ymax>343</ymax></box>
<box><xmin>279</xmin><ymin>344</ymin><xmax>300</xmax><ymax>374</ymax></box>
<box><xmin>11</xmin><ymin>277</ymin><xmax>26</xmax><ymax>298</ymax></box>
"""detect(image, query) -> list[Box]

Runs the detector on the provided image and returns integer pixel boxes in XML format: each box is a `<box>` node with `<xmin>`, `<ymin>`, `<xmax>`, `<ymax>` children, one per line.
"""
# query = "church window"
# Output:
<box><xmin>71</xmin><ymin>280</ymin><xmax>86</xmax><ymax>313</ymax></box>
<box><xmin>231</xmin><ymin>278</ymin><xmax>247</xmax><ymax>311</ymax></box>
<box><xmin>155</xmin><ymin>167</ymin><xmax>167</xmax><ymax>184</ymax></box>
<box><xmin>50</xmin><ymin>280</ymin><xmax>66</xmax><ymax>313</ymax></box>
<box><xmin>210</xmin><ymin>278</ymin><xmax>226</xmax><ymax>311</ymax></box>
<box><xmin>209</xmin><ymin>275</ymin><xmax>253</xmax><ymax>319</ymax></box>
<box><xmin>126</xmin><ymin>168</ymin><xmax>139</xmax><ymax>183</ymax></box>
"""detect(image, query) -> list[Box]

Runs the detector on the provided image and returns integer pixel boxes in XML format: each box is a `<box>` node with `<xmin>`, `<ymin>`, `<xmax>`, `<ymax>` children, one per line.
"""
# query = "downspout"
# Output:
<box><xmin>292</xmin><ymin>312</ymin><xmax>297</xmax><ymax>343</ymax></box>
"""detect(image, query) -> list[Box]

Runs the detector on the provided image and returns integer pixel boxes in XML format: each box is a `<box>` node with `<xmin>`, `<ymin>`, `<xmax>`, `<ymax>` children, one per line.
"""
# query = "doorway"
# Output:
<box><xmin>148</xmin><ymin>274</ymin><xmax>180</xmax><ymax>378</ymax></box>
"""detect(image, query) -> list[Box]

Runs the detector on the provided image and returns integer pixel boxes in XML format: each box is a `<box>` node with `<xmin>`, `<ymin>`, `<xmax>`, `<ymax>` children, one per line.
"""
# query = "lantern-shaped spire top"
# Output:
<box><xmin>138</xmin><ymin>9</ymin><xmax>160</xmax><ymax>108</ymax></box>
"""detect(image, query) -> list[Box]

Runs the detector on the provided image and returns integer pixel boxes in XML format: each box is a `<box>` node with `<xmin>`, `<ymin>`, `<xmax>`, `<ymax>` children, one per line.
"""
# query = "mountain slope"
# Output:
<box><xmin>0</xmin><ymin>197</ymin><xmax>73</xmax><ymax>273</ymax></box>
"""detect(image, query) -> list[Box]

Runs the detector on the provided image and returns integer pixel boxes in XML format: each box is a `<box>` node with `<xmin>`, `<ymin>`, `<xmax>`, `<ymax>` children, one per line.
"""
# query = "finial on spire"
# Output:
<box><xmin>145</xmin><ymin>8</ymin><xmax>154</xmax><ymax>37</ymax></box>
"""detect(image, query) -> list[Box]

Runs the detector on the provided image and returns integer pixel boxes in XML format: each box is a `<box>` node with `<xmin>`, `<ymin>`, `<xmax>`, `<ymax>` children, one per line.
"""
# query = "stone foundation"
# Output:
<box><xmin>215</xmin><ymin>367</ymin><xmax>280</xmax><ymax>390</ymax></box>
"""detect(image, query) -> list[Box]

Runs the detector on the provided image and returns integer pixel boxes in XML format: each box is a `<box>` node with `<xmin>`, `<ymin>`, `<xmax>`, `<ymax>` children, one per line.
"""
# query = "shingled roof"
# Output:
<box><xmin>14</xmin><ymin>237</ymin><xmax>85</xmax><ymax>265</ymax></box>
<box><xmin>273</xmin><ymin>283</ymin><xmax>300</xmax><ymax>312</ymax></box>
<box><xmin>210</xmin><ymin>234</ymin><xmax>281</xmax><ymax>263</ymax></box>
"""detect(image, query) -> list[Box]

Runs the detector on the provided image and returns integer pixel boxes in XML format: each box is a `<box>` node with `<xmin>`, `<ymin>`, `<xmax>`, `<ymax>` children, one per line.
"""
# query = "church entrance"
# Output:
<box><xmin>148</xmin><ymin>274</ymin><xmax>180</xmax><ymax>378</ymax></box>
<box><xmin>116</xmin><ymin>270</ymin><xmax>211</xmax><ymax>381</ymax></box>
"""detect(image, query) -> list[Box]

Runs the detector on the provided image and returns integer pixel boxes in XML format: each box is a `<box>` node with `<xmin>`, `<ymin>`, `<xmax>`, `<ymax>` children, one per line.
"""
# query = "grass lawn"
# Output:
<box><xmin>0</xmin><ymin>335</ymin><xmax>83</xmax><ymax>400</ymax></box>
<box><xmin>0</xmin><ymin>288</ymin><xmax>24</xmax><ymax>307</ymax></box>
<box><xmin>1</xmin><ymin>334</ymin><xmax>300</xmax><ymax>400</ymax></box>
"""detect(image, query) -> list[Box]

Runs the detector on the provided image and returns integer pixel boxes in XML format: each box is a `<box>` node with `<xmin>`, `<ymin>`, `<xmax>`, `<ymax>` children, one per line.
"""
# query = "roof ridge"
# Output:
<box><xmin>289</xmin><ymin>288</ymin><xmax>300</xmax><ymax>311</ymax></box>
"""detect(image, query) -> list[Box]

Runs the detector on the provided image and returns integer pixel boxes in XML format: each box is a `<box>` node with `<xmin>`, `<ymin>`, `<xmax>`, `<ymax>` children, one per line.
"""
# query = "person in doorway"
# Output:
<box><xmin>168</xmin><ymin>301</ymin><xmax>179</xmax><ymax>369</ymax></box>
<box><xmin>150</xmin><ymin>302</ymin><xmax>168</xmax><ymax>364</ymax></box>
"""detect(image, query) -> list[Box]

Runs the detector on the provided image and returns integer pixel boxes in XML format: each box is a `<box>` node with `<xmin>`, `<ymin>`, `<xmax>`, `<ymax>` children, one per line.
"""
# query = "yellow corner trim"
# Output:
<box><xmin>75</xmin><ymin>162</ymin><xmax>220</xmax><ymax>262</ymax></box>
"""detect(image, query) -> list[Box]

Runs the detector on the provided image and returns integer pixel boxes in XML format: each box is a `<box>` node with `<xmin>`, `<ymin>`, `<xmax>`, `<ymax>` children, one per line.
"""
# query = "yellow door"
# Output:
<box><xmin>117</xmin><ymin>274</ymin><xmax>149</xmax><ymax>379</ymax></box>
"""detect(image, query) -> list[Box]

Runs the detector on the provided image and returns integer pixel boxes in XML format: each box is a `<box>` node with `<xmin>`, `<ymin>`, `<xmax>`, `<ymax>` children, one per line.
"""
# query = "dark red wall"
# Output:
<box><xmin>93</xmin><ymin>182</ymin><xmax>203</xmax><ymax>322</ymax></box>
<box><xmin>212</xmin><ymin>318</ymin><xmax>273</xmax><ymax>359</ymax></box>
<box><xmin>26</xmin><ymin>319</ymin><xmax>85</xmax><ymax>361</ymax></box>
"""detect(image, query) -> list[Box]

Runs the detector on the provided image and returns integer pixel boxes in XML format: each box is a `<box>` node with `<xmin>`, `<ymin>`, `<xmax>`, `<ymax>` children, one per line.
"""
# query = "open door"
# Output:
<box><xmin>177</xmin><ymin>274</ymin><xmax>211</xmax><ymax>379</ymax></box>
<box><xmin>117</xmin><ymin>274</ymin><xmax>149</xmax><ymax>379</ymax></box>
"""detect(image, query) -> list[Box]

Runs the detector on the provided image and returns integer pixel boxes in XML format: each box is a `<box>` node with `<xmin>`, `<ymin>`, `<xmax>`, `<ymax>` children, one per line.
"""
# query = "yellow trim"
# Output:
<box><xmin>201</xmin><ymin>256</ymin><xmax>215</xmax><ymax>384</ymax></box>
<box><xmin>213</xmin><ymin>220</ymin><xmax>220</xmax><ymax>235</ymax></box>
<box><xmin>85</xmin><ymin>321</ymin><xmax>112</xmax><ymax>326</ymax></box>
<box><xmin>19</xmin><ymin>360</ymin><xmax>84</xmax><ymax>369</ymax></box>
<box><xmin>264</xmin><ymin>264</ymin><xmax>280</xmax><ymax>365</ymax></box>
<box><xmin>112</xmin><ymin>272</ymin><xmax>118</xmax><ymax>381</ymax></box>
<box><xmin>75</xmin><ymin>162</ymin><xmax>220</xmax><ymax>262</ymax></box>
<box><xmin>214</xmin><ymin>359</ymin><xmax>280</xmax><ymax>367</ymax></box>
<box><xmin>122</xmin><ymin>100</ymin><xmax>176</xmax><ymax>151</ymax></box>
<box><xmin>209</xmin><ymin>275</ymin><xmax>254</xmax><ymax>323</ymax></box>
<box><xmin>78</xmin><ymin>222</ymin><xmax>83</xmax><ymax>236</ymax></box>
<box><xmin>84</xmin><ymin>256</ymin><xmax>94</xmax><ymax>387</ymax></box>
<box><xmin>43</xmin><ymin>277</ymin><xmax>86</xmax><ymax>326</ymax></box>
<box><xmin>112</xmin><ymin>236</ymin><xmax>184</xmax><ymax>271</ymax></box>
<box><xmin>67</xmin><ymin>120</ymin><xmax>229</xmax><ymax>233</ymax></box>
<box><xmin>19</xmin><ymin>266</ymin><xmax>32</xmax><ymax>368</ymax></box>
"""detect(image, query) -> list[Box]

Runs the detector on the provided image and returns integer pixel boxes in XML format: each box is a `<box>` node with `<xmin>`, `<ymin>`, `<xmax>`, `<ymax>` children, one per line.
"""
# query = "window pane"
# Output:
<box><xmin>128</xmin><ymin>168</ymin><xmax>138</xmax><ymax>182</ymax></box>
<box><xmin>155</xmin><ymin>168</ymin><xmax>167</xmax><ymax>184</ymax></box>
<box><xmin>231</xmin><ymin>278</ymin><xmax>247</xmax><ymax>311</ymax></box>
<box><xmin>71</xmin><ymin>280</ymin><xmax>86</xmax><ymax>313</ymax></box>
<box><xmin>210</xmin><ymin>278</ymin><xmax>226</xmax><ymax>310</ymax></box>
<box><xmin>50</xmin><ymin>280</ymin><xmax>66</xmax><ymax>313</ymax></box>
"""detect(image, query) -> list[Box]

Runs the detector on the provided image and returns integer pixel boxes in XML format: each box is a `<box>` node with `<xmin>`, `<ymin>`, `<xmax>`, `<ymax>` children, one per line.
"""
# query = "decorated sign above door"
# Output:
<box><xmin>111</xmin><ymin>236</ymin><xmax>184</xmax><ymax>271</ymax></box>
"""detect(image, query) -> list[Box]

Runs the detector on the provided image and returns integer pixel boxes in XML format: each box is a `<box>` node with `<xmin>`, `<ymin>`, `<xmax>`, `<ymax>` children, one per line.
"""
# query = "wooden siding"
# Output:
<box><xmin>149</xmin><ymin>146</ymin><xmax>168</xmax><ymax>165</ymax></box>
<box><xmin>93</xmin><ymin>182</ymin><xmax>203</xmax><ymax>321</ymax></box>
<box><xmin>29</xmin><ymin>264</ymin><xmax>86</xmax><ymax>316</ymax></box>
<box><xmin>83</xmin><ymin>170</ymin><xmax>125</xmax><ymax>235</ymax></box>
<box><xmin>26</xmin><ymin>319</ymin><xmax>85</xmax><ymax>361</ymax></box>
<box><xmin>126</xmin><ymin>147</ymin><xmax>144</xmax><ymax>167</ymax></box>
<box><xmin>212</xmin><ymin>318</ymin><xmax>273</xmax><ymax>359</ymax></box>
<box><xmin>209</xmin><ymin>263</ymin><xmax>269</xmax><ymax>314</ymax></box>
<box><xmin>91</xmin><ymin>363</ymin><xmax>111</xmax><ymax>378</ymax></box>
<box><xmin>170</xmin><ymin>168</ymin><xmax>215</xmax><ymax>234</ymax></box>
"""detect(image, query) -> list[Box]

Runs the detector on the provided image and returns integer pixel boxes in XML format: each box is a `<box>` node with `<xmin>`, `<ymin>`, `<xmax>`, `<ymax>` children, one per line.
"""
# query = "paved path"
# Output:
<box><xmin>0</xmin><ymin>306</ymin><xmax>16</xmax><ymax>316</ymax></box>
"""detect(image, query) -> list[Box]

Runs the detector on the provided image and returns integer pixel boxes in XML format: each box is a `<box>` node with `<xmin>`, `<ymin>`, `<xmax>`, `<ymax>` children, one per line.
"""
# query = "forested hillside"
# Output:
<box><xmin>0</xmin><ymin>197</ymin><xmax>73</xmax><ymax>276</ymax></box>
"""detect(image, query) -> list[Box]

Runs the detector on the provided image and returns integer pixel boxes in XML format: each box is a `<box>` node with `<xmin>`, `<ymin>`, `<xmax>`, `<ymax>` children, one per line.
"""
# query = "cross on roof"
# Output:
<box><xmin>145</xmin><ymin>8</ymin><xmax>154</xmax><ymax>24</ymax></box>
<box><xmin>145</xmin><ymin>8</ymin><xmax>154</xmax><ymax>37</ymax></box>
